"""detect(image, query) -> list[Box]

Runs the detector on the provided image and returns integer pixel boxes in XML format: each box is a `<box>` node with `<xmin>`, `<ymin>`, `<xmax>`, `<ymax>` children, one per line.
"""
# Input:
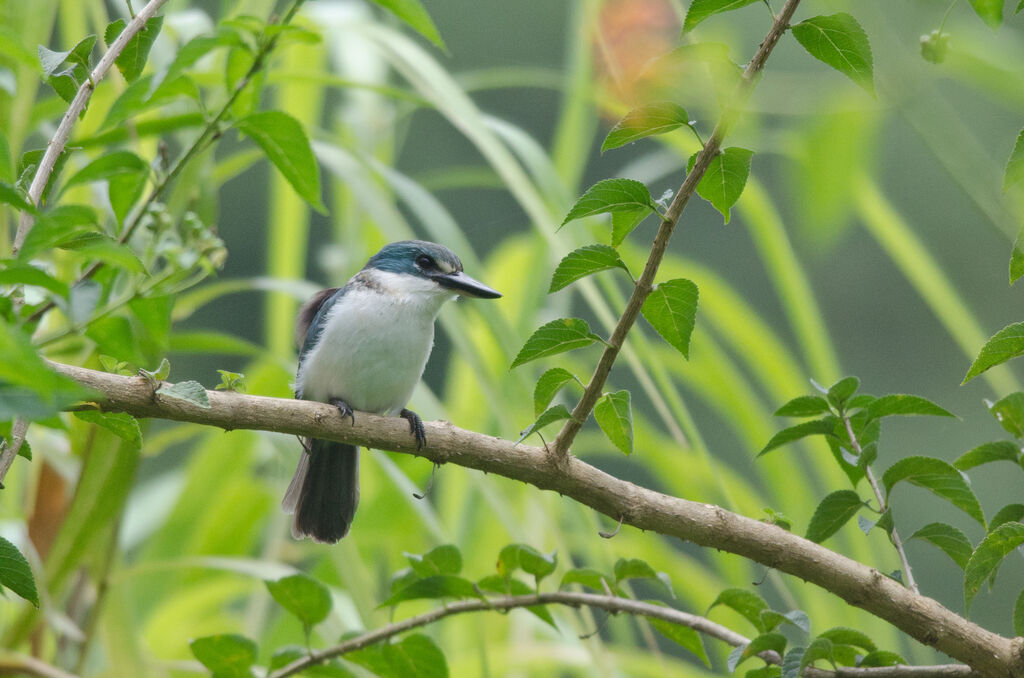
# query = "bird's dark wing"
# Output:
<box><xmin>295</xmin><ymin>286</ymin><xmax>347</xmax><ymax>373</ymax></box>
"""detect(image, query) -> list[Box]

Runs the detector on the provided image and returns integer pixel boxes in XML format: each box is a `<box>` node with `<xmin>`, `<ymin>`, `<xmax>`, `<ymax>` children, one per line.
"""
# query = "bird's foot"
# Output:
<box><xmin>329</xmin><ymin>397</ymin><xmax>356</xmax><ymax>426</ymax></box>
<box><xmin>400</xmin><ymin>408</ymin><xmax>427</xmax><ymax>450</ymax></box>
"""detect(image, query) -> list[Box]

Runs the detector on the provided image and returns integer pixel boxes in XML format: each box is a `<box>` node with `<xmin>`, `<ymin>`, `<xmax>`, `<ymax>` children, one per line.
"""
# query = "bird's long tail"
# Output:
<box><xmin>282</xmin><ymin>439</ymin><xmax>359</xmax><ymax>543</ymax></box>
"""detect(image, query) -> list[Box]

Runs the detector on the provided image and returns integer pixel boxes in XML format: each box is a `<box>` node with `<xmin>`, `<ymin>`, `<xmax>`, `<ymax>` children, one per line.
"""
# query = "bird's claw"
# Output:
<box><xmin>329</xmin><ymin>397</ymin><xmax>356</xmax><ymax>426</ymax></box>
<box><xmin>400</xmin><ymin>408</ymin><xmax>427</xmax><ymax>450</ymax></box>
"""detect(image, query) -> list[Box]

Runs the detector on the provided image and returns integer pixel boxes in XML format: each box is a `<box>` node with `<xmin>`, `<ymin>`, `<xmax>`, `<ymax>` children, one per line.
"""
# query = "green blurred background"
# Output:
<box><xmin>4</xmin><ymin>0</ymin><xmax>1024</xmax><ymax>675</ymax></box>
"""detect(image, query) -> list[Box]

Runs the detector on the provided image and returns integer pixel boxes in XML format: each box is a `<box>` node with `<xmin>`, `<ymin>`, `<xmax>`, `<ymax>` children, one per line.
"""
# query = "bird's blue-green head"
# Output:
<box><xmin>363</xmin><ymin>240</ymin><xmax>501</xmax><ymax>299</ymax></box>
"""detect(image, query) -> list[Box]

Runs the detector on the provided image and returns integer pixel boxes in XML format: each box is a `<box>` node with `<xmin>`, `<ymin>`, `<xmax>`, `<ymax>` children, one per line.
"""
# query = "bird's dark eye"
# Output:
<box><xmin>416</xmin><ymin>254</ymin><xmax>436</xmax><ymax>270</ymax></box>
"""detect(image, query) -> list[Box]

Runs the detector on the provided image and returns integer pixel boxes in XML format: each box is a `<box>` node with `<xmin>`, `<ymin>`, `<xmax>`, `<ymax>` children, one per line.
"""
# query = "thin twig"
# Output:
<box><xmin>267</xmin><ymin>591</ymin><xmax>976</xmax><ymax>678</ymax></box>
<box><xmin>12</xmin><ymin>0</ymin><xmax>172</xmax><ymax>254</ymax></box>
<box><xmin>0</xmin><ymin>418</ymin><xmax>29</xmax><ymax>489</ymax></box>
<box><xmin>0</xmin><ymin>653</ymin><xmax>80</xmax><ymax>678</ymax></box>
<box><xmin>551</xmin><ymin>0</ymin><xmax>804</xmax><ymax>458</ymax></box>
<box><xmin>841</xmin><ymin>416</ymin><xmax>919</xmax><ymax>594</ymax></box>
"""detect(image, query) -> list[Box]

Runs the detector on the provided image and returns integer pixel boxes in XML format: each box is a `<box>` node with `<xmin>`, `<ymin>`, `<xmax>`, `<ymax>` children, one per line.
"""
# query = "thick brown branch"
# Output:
<box><xmin>269</xmin><ymin>591</ymin><xmax>978</xmax><ymax>678</ymax></box>
<box><xmin>551</xmin><ymin>0</ymin><xmax>804</xmax><ymax>457</ymax></box>
<box><xmin>48</xmin><ymin>362</ymin><xmax>1024</xmax><ymax>677</ymax></box>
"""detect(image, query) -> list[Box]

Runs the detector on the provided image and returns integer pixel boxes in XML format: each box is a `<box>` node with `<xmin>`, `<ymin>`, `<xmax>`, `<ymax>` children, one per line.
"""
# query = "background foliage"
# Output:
<box><xmin>3</xmin><ymin>0</ymin><xmax>1024</xmax><ymax>675</ymax></box>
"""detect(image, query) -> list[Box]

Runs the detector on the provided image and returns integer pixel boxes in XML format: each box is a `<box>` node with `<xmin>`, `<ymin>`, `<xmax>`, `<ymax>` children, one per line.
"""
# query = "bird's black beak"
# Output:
<box><xmin>435</xmin><ymin>271</ymin><xmax>502</xmax><ymax>299</ymax></box>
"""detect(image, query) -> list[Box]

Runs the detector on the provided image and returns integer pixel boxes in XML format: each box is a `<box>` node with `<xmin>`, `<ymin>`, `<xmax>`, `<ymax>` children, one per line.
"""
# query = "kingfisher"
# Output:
<box><xmin>283</xmin><ymin>240</ymin><xmax>501</xmax><ymax>543</ymax></box>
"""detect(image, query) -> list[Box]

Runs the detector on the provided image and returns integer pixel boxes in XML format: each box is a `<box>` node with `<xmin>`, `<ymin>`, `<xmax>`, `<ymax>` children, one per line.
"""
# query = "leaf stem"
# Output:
<box><xmin>550</xmin><ymin>0</ymin><xmax>804</xmax><ymax>458</ymax></box>
<box><xmin>841</xmin><ymin>414</ymin><xmax>919</xmax><ymax>594</ymax></box>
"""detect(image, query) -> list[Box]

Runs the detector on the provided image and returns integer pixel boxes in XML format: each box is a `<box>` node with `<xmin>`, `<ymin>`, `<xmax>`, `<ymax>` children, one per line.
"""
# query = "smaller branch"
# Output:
<box><xmin>12</xmin><ymin>0</ymin><xmax>172</xmax><ymax>254</ymax></box>
<box><xmin>268</xmin><ymin>591</ymin><xmax>976</xmax><ymax>678</ymax></box>
<box><xmin>841</xmin><ymin>416</ymin><xmax>919</xmax><ymax>594</ymax></box>
<box><xmin>0</xmin><ymin>654</ymin><xmax>80</xmax><ymax>678</ymax></box>
<box><xmin>0</xmin><ymin>418</ymin><xmax>29</xmax><ymax>489</ymax></box>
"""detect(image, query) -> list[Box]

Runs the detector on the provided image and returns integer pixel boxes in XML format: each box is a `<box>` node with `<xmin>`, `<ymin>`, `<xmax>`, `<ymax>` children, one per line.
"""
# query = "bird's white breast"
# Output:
<box><xmin>296</xmin><ymin>270</ymin><xmax>454</xmax><ymax>415</ymax></box>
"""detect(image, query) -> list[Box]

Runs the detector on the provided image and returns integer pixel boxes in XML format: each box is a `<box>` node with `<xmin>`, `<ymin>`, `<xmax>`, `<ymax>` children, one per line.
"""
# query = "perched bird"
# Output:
<box><xmin>283</xmin><ymin>240</ymin><xmax>501</xmax><ymax>543</ymax></box>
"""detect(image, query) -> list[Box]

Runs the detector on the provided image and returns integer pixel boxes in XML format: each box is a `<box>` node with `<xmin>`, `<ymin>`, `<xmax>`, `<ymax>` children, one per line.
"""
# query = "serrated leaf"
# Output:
<box><xmin>380</xmin><ymin>574</ymin><xmax>478</xmax><ymax>607</ymax></box>
<box><xmin>965</xmin><ymin>522</ymin><xmax>1024</xmax><ymax>609</ymax></box>
<box><xmin>954</xmin><ymin>441</ymin><xmax>1020</xmax><ymax>471</ymax></box>
<box><xmin>709</xmin><ymin>588</ymin><xmax>769</xmax><ymax>632</ymax></box>
<box><xmin>650</xmin><ymin>617</ymin><xmax>709</xmax><ymax>666</ymax></box>
<box><xmin>800</xmin><ymin>637</ymin><xmax>835</xmax><ymax>671</ymax></box>
<box><xmin>266</xmin><ymin>573</ymin><xmax>331</xmax><ymax>628</ymax></box>
<box><xmin>602</xmin><ymin>102</ymin><xmax>690</xmax><ymax>152</ymax></box>
<box><xmin>859</xmin><ymin>651</ymin><xmax>907</xmax><ymax>667</ymax></box>
<box><xmin>18</xmin><ymin>204</ymin><xmax>99</xmax><ymax>259</ymax></box>
<box><xmin>0</xmin><ymin>181</ymin><xmax>37</xmax><ymax>214</ymax></box>
<box><xmin>370</xmin><ymin>0</ymin><xmax>446</xmax><ymax>51</ymax></box>
<box><xmin>682</xmin><ymin>0</ymin><xmax>761</xmax><ymax>32</ymax></box>
<box><xmin>349</xmin><ymin>633</ymin><xmax>448</xmax><ymax>678</ymax></box>
<box><xmin>561</xmin><ymin>178</ymin><xmax>655</xmax><ymax>227</ymax></box>
<box><xmin>733</xmin><ymin>633</ymin><xmax>787</xmax><ymax>671</ymax></box>
<box><xmin>826</xmin><ymin>376</ymin><xmax>860</xmax><ymax>409</ymax></box>
<box><xmin>476</xmin><ymin>575</ymin><xmax>555</xmax><ymax>628</ymax></box>
<box><xmin>991</xmin><ymin>504</ymin><xmax>1024</xmax><ymax>530</ymax></box>
<box><xmin>63</xmin><ymin>150</ymin><xmax>148</xmax><ymax>192</ymax></box>
<box><xmin>1011</xmin><ymin>224</ymin><xmax>1024</xmax><ymax>284</ymax></box>
<box><xmin>510</xmin><ymin>318</ymin><xmax>600</xmax><ymax>368</ymax></box>
<box><xmin>970</xmin><ymin>0</ymin><xmax>1004</xmax><ymax>29</ymax></box>
<box><xmin>687</xmin><ymin>147</ymin><xmax>753</xmax><ymax>223</ymax></box>
<box><xmin>0</xmin><ymin>537</ymin><xmax>39</xmax><ymax>607</ymax></box>
<box><xmin>774</xmin><ymin>395</ymin><xmax>830</xmax><ymax>417</ymax></box>
<box><xmin>964</xmin><ymin>322</ymin><xmax>1024</xmax><ymax>383</ymax></box>
<box><xmin>189</xmin><ymin>634</ymin><xmax>257</xmax><ymax>678</ymax></box>
<box><xmin>0</xmin><ymin>263</ymin><xmax>68</xmax><ymax>298</ymax></box>
<box><xmin>805</xmin><ymin>490</ymin><xmax>864</xmax><ymax>543</ymax></box>
<box><xmin>559</xmin><ymin>568</ymin><xmax>611</xmax><ymax>592</ymax></box>
<box><xmin>611</xmin><ymin>208</ymin><xmax>648</xmax><ymax>247</ymax></box>
<box><xmin>759</xmin><ymin>417</ymin><xmax>836</xmax><ymax>456</ymax></box>
<box><xmin>517</xmin><ymin>405</ymin><xmax>571</xmax><ymax>443</ymax></box>
<box><xmin>791</xmin><ymin>13</ymin><xmax>874</xmax><ymax>94</ymax></box>
<box><xmin>73</xmin><ymin>411</ymin><xmax>142</xmax><ymax>449</ymax></box>
<box><xmin>882</xmin><ymin>456</ymin><xmax>985</xmax><ymax>526</ymax></box>
<box><xmin>38</xmin><ymin>35</ymin><xmax>96</xmax><ymax>76</ymax></box>
<box><xmin>595</xmin><ymin>390</ymin><xmax>633</xmax><ymax>455</ymax></box>
<box><xmin>641</xmin><ymin>278</ymin><xmax>698</xmax><ymax>358</ymax></box>
<box><xmin>817</xmin><ymin>627</ymin><xmax>876</xmax><ymax>652</ymax></box>
<box><xmin>782</xmin><ymin>647</ymin><xmax>805</xmax><ymax>678</ymax></box>
<box><xmin>910</xmin><ymin>522</ymin><xmax>973</xmax><ymax>570</ymax></box>
<box><xmin>104</xmin><ymin>16</ymin><xmax>163</xmax><ymax>82</ymax></box>
<box><xmin>58</xmin><ymin>233</ymin><xmax>146</xmax><ymax>273</ymax></box>
<box><xmin>866</xmin><ymin>394</ymin><xmax>955</xmax><ymax>419</ymax></box>
<box><xmin>406</xmin><ymin>544</ymin><xmax>461</xmax><ymax>577</ymax></box>
<box><xmin>497</xmin><ymin>544</ymin><xmax>556</xmax><ymax>587</ymax></box>
<box><xmin>235</xmin><ymin>111</ymin><xmax>325</xmax><ymax>213</ymax></box>
<box><xmin>157</xmin><ymin>380</ymin><xmax>211</xmax><ymax>408</ymax></box>
<box><xmin>989</xmin><ymin>392</ymin><xmax>1024</xmax><ymax>438</ymax></box>
<box><xmin>533</xmin><ymin>368</ymin><xmax>579</xmax><ymax>416</ymax></box>
<box><xmin>548</xmin><ymin>244</ymin><xmax>629</xmax><ymax>293</ymax></box>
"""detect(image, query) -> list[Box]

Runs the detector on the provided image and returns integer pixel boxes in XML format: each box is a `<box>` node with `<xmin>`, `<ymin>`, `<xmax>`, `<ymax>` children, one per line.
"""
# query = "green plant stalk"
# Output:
<box><xmin>552</xmin><ymin>0</ymin><xmax>805</xmax><ymax>457</ymax></box>
<box><xmin>550</xmin><ymin>0</ymin><xmax>598</xmax><ymax>193</ymax></box>
<box><xmin>855</xmin><ymin>174</ymin><xmax>1017</xmax><ymax>396</ymax></box>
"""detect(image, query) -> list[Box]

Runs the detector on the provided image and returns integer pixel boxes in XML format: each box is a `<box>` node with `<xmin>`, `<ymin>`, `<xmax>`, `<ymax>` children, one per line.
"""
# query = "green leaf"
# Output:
<box><xmin>991</xmin><ymin>504</ymin><xmax>1024</xmax><ymax>530</ymax></box>
<box><xmin>266</xmin><ymin>573</ymin><xmax>332</xmax><ymax>628</ymax></box>
<box><xmin>518</xmin><ymin>405</ymin><xmax>572</xmax><ymax>442</ymax></box>
<box><xmin>774</xmin><ymin>395</ymin><xmax>830</xmax><ymax>417</ymax></box>
<box><xmin>497</xmin><ymin>544</ymin><xmax>557</xmax><ymax>586</ymax></box>
<box><xmin>989</xmin><ymin>393</ymin><xmax>1024</xmax><ymax>438</ymax></box>
<box><xmin>954</xmin><ymin>441</ymin><xmax>1020</xmax><ymax>471</ymax></box>
<box><xmin>370</xmin><ymin>0</ymin><xmax>446</xmax><ymax>51</ymax></box>
<box><xmin>964</xmin><ymin>322</ymin><xmax>1024</xmax><ymax>383</ymax></box>
<box><xmin>533</xmin><ymin>368</ymin><xmax>579</xmax><ymax>416</ymax></box>
<box><xmin>0</xmin><ymin>263</ymin><xmax>68</xmax><ymax>298</ymax></box>
<box><xmin>73</xmin><ymin>411</ymin><xmax>142</xmax><ymax>449</ymax></box>
<box><xmin>215</xmin><ymin>369</ymin><xmax>246</xmax><ymax>392</ymax></box>
<box><xmin>826</xmin><ymin>376</ymin><xmax>860</xmax><ymax>409</ymax></box>
<box><xmin>817</xmin><ymin>627</ymin><xmax>876</xmax><ymax>653</ymax></box>
<box><xmin>559</xmin><ymin>568</ymin><xmax>612</xmax><ymax>592</ymax></box>
<box><xmin>561</xmin><ymin>178</ymin><xmax>655</xmax><ymax>227</ymax></box>
<box><xmin>235</xmin><ymin>111</ymin><xmax>325</xmax><ymax>213</ymax></box>
<box><xmin>0</xmin><ymin>323</ymin><xmax>91</xmax><ymax>420</ymax></box>
<box><xmin>104</xmin><ymin>16</ymin><xmax>164</xmax><ymax>82</ymax></box>
<box><xmin>611</xmin><ymin>208</ymin><xmax>648</xmax><ymax>247</ymax></box>
<box><xmin>709</xmin><ymin>588</ymin><xmax>769</xmax><ymax>632</ymax></box>
<box><xmin>170</xmin><ymin>331</ymin><xmax>262</xmax><ymax>357</ymax></box>
<box><xmin>0</xmin><ymin>537</ymin><xmax>39</xmax><ymax>607</ymax></box>
<box><xmin>1015</xmin><ymin>589</ymin><xmax>1024</xmax><ymax>637</ymax></box>
<box><xmin>602</xmin><ymin>102</ymin><xmax>690</xmax><ymax>152</ymax></box>
<box><xmin>782</xmin><ymin>647</ymin><xmax>805</xmax><ymax>678</ymax></box>
<box><xmin>63</xmin><ymin>150</ymin><xmax>148</xmax><ymax>192</ymax></box>
<box><xmin>58</xmin><ymin>233</ymin><xmax>146</xmax><ymax>273</ymax></box>
<box><xmin>380</xmin><ymin>575</ymin><xmax>478</xmax><ymax>606</ymax></box>
<box><xmin>189</xmin><ymin>634</ymin><xmax>257</xmax><ymax>678</ymax></box>
<box><xmin>0</xmin><ymin>180</ymin><xmax>37</xmax><ymax>214</ymax></box>
<box><xmin>157</xmin><ymin>380</ymin><xmax>211</xmax><ymax>409</ymax></box>
<box><xmin>650</xmin><ymin>617</ymin><xmax>709</xmax><ymax>666</ymax></box>
<box><xmin>866</xmin><ymin>394</ymin><xmax>955</xmax><ymax>419</ymax></box>
<box><xmin>348</xmin><ymin>633</ymin><xmax>448</xmax><ymax>678</ymax></box>
<box><xmin>682</xmin><ymin>0</ymin><xmax>761</xmax><ymax>33</ymax></box>
<box><xmin>800</xmin><ymin>637</ymin><xmax>835</xmax><ymax>671</ymax></box>
<box><xmin>641</xmin><ymin>278</ymin><xmax>699</xmax><ymax>358</ymax></box>
<box><xmin>731</xmin><ymin>633</ymin><xmax>787</xmax><ymax>672</ymax></box>
<box><xmin>510</xmin><ymin>318</ymin><xmax>601</xmax><ymax>368</ymax></box>
<box><xmin>1010</xmin><ymin>224</ymin><xmax>1024</xmax><ymax>284</ymax></box>
<box><xmin>969</xmin><ymin>0</ymin><xmax>1004</xmax><ymax>29</ymax></box>
<box><xmin>791</xmin><ymin>13</ymin><xmax>874</xmax><ymax>94</ymax></box>
<box><xmin>805</xmin><ymin>490</ymin><xmax>864</xmax><ymax>543</ymax></box>
<box><xmin>595</xmin><ymin>390</ymin><xmax>633</xmax><ymax>455</ymax></box>
<box><xmin>965</xmin><ymin>522</ymin><xmax>1024</xmax><ymax>609</ymax></box>
<box><xmin>18</xmin><ymin>205</ymin><xmax>99</xmax><ymax>259</ymax></box>
<box><xmin>759</xmin><ymin>417</ymin><xmax>836</xmax><ymax>456</ymax></box>
<box><xmin>612</xmin><ymin>558</ymin><xmax>673</xmax><ymax>596</ymax></box>
<box><xmin>476</xmin><ymin>575</ymin><xmax>556</xmax><ymax>627</ymax></box>
<box><xmin>910</xmin><ymin>522</ymin><xmax>974</xmax><ymax>570</ymax></box>
<box><xmin>38</xmin><ymin>35</ymin><xmax>95</xmax><ymax>76</ymax></box>
<box><xmin>687</xmin><ymin>147</ymin><xmax>753</xmax><ymax>223</ymax></box>
<box><xmin>1004</xmin><ymin>130</ymin><xmax>1024</xmax><ymax>193</ymax></box>
<box><xmin>406</xmin><ymin>544</ymin><xmax>462</xmax><ymax>577</ymax></box>
<box><xmin>882</xmin><ymin>456</ymin><xmax>986</xmax><ymax>526</ymax></box>
<box><xmin>548</xmin><ymin>244</ymin><xmax>629</xmax><ymax>293</ymax></box>
<box><xmin>859</xmin><ymin>651</ymin><xmax>907</xmax><ymax>667</ymax></box>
